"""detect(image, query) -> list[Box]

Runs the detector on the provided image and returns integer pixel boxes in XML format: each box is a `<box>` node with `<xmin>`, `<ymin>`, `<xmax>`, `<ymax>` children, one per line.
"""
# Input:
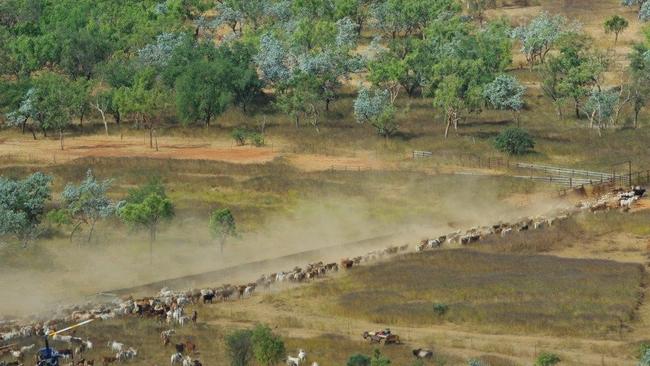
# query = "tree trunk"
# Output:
<box><xmin>149</xmin><ymin>225</ymin><xmax>155</xmax><ymax>265</ymax></box>
<box><xmin>115</xmin><ymin>111</ymin><xmax>121</xmax><ymax>126</ymax></box>
<box><xmin>21</xmin><ymin>117</ymin><xmax>27</xmax><ymax>134</ymax></box>
<box><xmin>574</xmin><ymin>99</ymin><xmax>580</xmax><ymax>119</ymax></box>
<box><xmin>295</xmin><ymin>115</ymin><xmax>300</xmax><ymax>129</ymax></box>
<box><xmin>149</xmin><ymin>126</ymin><xmax>153</xmax><ymax>149</ymax></box>
<box><xmin>614</xmin><ymin>33</ymin><xmax>619</xmax><ymax>45</ymax></box>
<box><xmin>79</xmin><ymin>110</ymin><xmax>84</xmax><ymax>128</ymax></box>
<box><xmin>87</xmin><ymin>219</ymin><xmax>96</xmax><ymax>243</ymax></box>
<box><xmin>59</xmin><ymin>130</ymin><xmax>64</xmax><ymax>150</ymax></box>
<box><xmin>325</xmin><ymin>99</ymin><xmax>330</xmax><ymax>112</ymax></box>
<box><xmin>30</xmin><ymin>127</ymin><xmax>37</xmax><ymax>140</ymax></box>
<box><xmin>634</xmin><ymin>107</ymin><xmax>640</xmax><ymax>129</ymax></box>
<box><xmin>444</xmin><ymin>116</ymin><xmax>452</xmax><ymax>139</ymax></box>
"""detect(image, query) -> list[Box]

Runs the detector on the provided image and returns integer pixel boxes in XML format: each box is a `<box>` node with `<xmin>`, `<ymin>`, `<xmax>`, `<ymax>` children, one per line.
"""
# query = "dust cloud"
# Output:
<box><xmin>0</xmin><ymin>174</ymin><xmax>569</xmax><ymax>319</ymax></box>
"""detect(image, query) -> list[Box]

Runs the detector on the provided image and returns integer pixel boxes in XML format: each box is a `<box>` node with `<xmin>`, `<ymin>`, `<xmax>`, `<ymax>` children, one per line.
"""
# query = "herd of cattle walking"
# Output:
<box><xmin>0</xmin><ymin>188</ymin><xmax>645</xmax><ymax>366</ymax></box>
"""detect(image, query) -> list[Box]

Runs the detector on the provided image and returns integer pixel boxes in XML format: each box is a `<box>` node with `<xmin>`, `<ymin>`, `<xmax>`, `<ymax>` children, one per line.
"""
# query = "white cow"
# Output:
<box><xmin>108</xmin><ymin>340</ymin><xmax>125</xmax><ymax>353</ymax></box>
<box><xmin>171</xmin><ymin>352</ymin><xmax>184</xmax><ymax>366</ymax></box>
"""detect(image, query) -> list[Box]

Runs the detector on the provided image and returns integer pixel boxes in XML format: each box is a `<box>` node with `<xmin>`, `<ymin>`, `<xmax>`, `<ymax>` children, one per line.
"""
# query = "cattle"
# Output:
<box><xmin>191</xmin><ymin>310</ymin><xmax>198</xmax><ymax>325</ymax></box>
<box><xmin>59</xmin><ymin>348</ymin><xmax>74</xmax><ymax>359</ymax></box>
<box><xmin>175</xmin><ymin>343</ymin><xmax>185</xmax><ymax>354</ymax></box>
<box><xmin>116</xmin><ymin>348</ymin><xmax>137</xmax><ymax>362</ymax></box>
<box><xmin>107</xmin><ymin>341</ymin><xmax>124</xmax><ymax>353</ymax></box>
<box><xmin>412</xmin><ymin>348</ymin><xmax>433</xmax><ymax>359</ymax></box>
<box><xmin>102</xmin><ymin>356</ymin><xmax>117</xmax><ymax>366</ymax></box>
<box><xmin>340</xmin><ymin>259</ymin><xmax>354</xmax><ymax>269</ymax></box>
<box><xmin>185</xmin><ymin>341</ymin><xmax>197</xmax><ymax>354</ymax></box>
<box><xmin>171</xmin><ymin>352</ymin><xmax>184</xmax><ymax>366</ymax></box>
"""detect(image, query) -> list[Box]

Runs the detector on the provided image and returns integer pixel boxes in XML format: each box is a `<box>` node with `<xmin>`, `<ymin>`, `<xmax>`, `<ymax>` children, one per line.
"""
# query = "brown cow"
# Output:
<box><xmin>185</xmin><ymin>341</ymin><xmax>197</xmax><ymax>354</ymax></box>
<box><xmin>340</xmin><ymin>259</ymin><xmax>354</xmax><ymax>269</ymax></box>
<box><xmin>102</xmin><ymin>356</ymin><xmax>117</xmax><ymax>366</ymax></box>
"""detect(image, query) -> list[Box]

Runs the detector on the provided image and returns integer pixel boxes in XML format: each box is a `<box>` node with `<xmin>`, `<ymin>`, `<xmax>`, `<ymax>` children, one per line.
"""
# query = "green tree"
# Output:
<box><xmin>628</xmin><ymin>43</ymin><xmax>650</xmax><ymax>128</ymax></box>
<box><xmin>175</xmin><ymin>58</ymin><xmax>233</xmax><ymax>126</ymax></box>
<box><xmin>535</xmin><ymin>352</ymin><xmax>560</xmax><ymax>366</ymax></box>
<box><xmin>639</xmin><ymin>343</ymin><xmax>650</xmax><ymax>366</ymax></box>
<box><xmin>0</xmin><ymin>172</ymin><xmax>53</xmax><ymax>247</ymax></box>
<box><xmin>542</xmin><ymin>33</ymin><xmax>608</xmax><ymax>119</ymax></box>
<box><xmin>119</xmin><ymin>182</ymin><xmax>174</xmax><ymax>264</ymax></box>
<box><xmin>209</xmin><ymin>208</ymin><xmax>237</xmax><ymax>253</ymax></box>
<box><xmin>113</xmin><ymin>67</ymin><xmax>167</xmax><ymax>149</ymax></box>
<box><xmin>347</xmin><ymin>354</ymin><xmax>371</xmax><ymax>366</ymax></box>
<box><xmin>251</xmin><ymin>324</ymin><xmax>285</xmax><ymax>366</ymax></box>
<box><xmin>604</xmin><ymin>15</ymin><xmax>629</xmax><ymax>45</ymax></box>
<box><xmin>62</xmin><ymin>170</ymin><xmax>119</xmax><ymax>244</ymax></box>
<box><xmin>226</xmin><ymin>329</ymin><xmax>254</xmax><ymax>366</ymax></box>
<box><xmin>370</xmin><ymin>349</ymin><xmax>391</xmax><ymax>366</ymax></box>
<box><xmin>494</xmin><ymin>127</ymin><xmax>535</xmax><ymax>155</ymax></box>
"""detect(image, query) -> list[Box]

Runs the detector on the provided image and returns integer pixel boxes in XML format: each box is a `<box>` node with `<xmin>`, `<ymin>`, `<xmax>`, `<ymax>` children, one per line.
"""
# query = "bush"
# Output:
<box><xmin>535</xmin><ymin>352</ymin><xmax>560</xmax><ymax>366</ymax></box>
<box><xmin>225</xmin><ymin>329</ymin><xmax>253</xmax><ymax>366</ymax></box>
<box><xmin>232</xmin><ymin>127</ymin><xmax>248</xmax><ymax>146</ymax></box>
<box><xmin>248</xmin><ymin>132</ymin><xmax>265</xmax><ymax>147</ymax></box>
<box><xmin>433</xmin><ymin>303</ymin><xmax>449</xmax><ymax>317</ymax></box>
<box><xmin>468</xmin><ymin>359</ymin><xmax>486</xmax><ymax>366</ymax></box>
<box><xmin>640</xmin><ymin>343</ymin><xmax>650</xmax><ymax>366</ymax></box>
<box><xmin>46</xmin><ymin>209</ymin><xmax>72</xmax><ymax>226</ymax></box>
<box><xmin>494</xmin><ymin>127</ymin><xmax>535</xmax><ymax>155</ymax></box>
<box><xmin>347</xmin><ymin>354</ymin><xmax>371</xmax><ymax>366</ymax></box>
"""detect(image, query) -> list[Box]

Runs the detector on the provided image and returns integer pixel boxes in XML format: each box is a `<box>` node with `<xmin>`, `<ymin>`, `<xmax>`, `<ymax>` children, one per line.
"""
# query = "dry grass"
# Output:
<box><xmin>286</xmin><ymin>249</ymin><xmax>644</xmax><ymax>337</ymax></box>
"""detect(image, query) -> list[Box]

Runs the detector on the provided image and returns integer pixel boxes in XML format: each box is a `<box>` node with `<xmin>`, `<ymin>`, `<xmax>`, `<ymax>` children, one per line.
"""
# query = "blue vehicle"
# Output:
<box><xmin>35</xmin><ymin>319</ymin><xmax>94</xmax><ymax>366</ymax></box>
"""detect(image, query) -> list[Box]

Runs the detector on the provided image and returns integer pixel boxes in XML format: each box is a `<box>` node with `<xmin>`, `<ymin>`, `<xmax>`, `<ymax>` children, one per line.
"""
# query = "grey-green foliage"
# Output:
<box><xmin>583</xmin><ymin>89</ymin><xmax>619</xmax><ymax>131</ymax></box>
<box><xmin>468</xmin><ymin>359</ymin><xmax>487</xmax><ymax>366</ymax></box>
<box><xmin>638</xmin><ymin>344</ymin><xmax>650</xmax><ymax>366</ymax></box>
<box><xmin>0</xmin><ymin>172</ymin><xmax>53</xmax><ymax>247</ymax></box>
<box><xmin>640</xmin><ymin>1</ymin><xmax>650</xmax><ymax>21</ymax></box>
<box><xmin>484</xmin><ymin>74</ymin><xmax>525</xmax><ymax>112</ymax></box>
<box><xmin>511</xmin><ymin>12</ymin><xmax>579</xmax><ymax>66</ymax></box>
<box><xmin>353</xmin><ymin>86</ymin><xmax>397</xmax><ymax>137</ymax></box>
<box><xmin>62</xmin><ymin>169</ymin><xmax>121</xmax><ymax>243</ymax></box>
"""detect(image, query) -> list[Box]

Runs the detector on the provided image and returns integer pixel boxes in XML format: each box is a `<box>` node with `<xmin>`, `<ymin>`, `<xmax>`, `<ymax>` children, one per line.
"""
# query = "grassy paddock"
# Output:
<box><xmin>284</xmin><ymin>250</ymin><xmax>644</xmax><ymax>337</ymax></box>
<box><xmin>0</xmin><ymin>316</ymin><xmax>463</xmax><ymax>366</ymax></box>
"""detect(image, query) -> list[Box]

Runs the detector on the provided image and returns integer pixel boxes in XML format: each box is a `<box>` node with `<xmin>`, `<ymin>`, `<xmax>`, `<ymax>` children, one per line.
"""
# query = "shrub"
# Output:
<box><xmin>468</xmin><ymin>359</ymin><xmax>486</xmax><ymax>366</ymax></box>
<box><xmin>248</xmin><ymin>132</ymin><xmax>265</xmax><ymax>147</ymax></box>
<box><xmin>251</xmin><ymin>324</ymin><xmax>285</xmax><ymax>366</ymax></box>
<box><xmin>370</xmin><ymin>349</ymin><xmax>391</xmax><ymax>366</ymax></box>
<box><xmin>46</xmin><ymin>209</ymin><xmax>72</xmax><ymax>226</ymax></box>
<box><xmin>535</xmin><ymin>352</ymin><xmax>560</xmax><ymax>366</ymax></box>
<box><xmin>433</xmin><ymin>303</ymin><xmax>449</xmax><ymax>317</ymax></box>
<box><xmin>225</xmin><ymin>329</ymin><xmax>253</xmax><ymax>366</ymax></box>
<box><xmin>640</xmin><ymin>343</ymin><xmax>650</xmax><ymax>366</ymax></box>
<box><xmin>494</xmin><ymin>127</ymin><xmax>535</xmax><ymax>155</ymax></box>
<box><xmin>347</xmin><ymin>353</ymin><xmax>371</xmax><ymax>366</ymax></box>
<box><xmin>232</xmin><ymin>127</ymin><xmax>247</xmax><ymax>146</ymax></box>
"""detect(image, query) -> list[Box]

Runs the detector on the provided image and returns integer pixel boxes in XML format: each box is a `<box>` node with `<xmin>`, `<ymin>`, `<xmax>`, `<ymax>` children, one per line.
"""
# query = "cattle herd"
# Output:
<box><xmin>0</xmin><ymin>188</ymin><xmax>645</xmax><ymax>366</ymax></box>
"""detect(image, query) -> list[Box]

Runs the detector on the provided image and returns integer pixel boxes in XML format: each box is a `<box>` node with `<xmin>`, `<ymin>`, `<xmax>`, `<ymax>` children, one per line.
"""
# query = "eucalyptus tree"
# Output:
<box><xmin>209</xmin><ymin>208</ymin><xmax>237</xmax><ymax>253</ymax></box>
<box><xmin>511</xmin><ymin>12</ymin><xmax>579</xmax><ymax>67</ymax></box>
<box><xmin>7</xmin><ymin>72</ymin><xmax>75</xmax><ymax>148</ymax></box>
<box><xmin>628</xmin><ymin>44</ymin><xmax>650</xmax><ymax>128</ymax></box>
<box><xmin>583</xmin><ymin>89</ymin><xmax>620</xmax><ymax>135</ymax></box>
<box><xmin>483</xmin><ymin>74</ymin><xmax>526</xmax><ymax>125</ymax></box>
<box><xmin>62</xmin><ymin>169</ymin><xmax>120</xmax><ymax>243</ymax></box>
<box><xmin>353</xmin><ymin>86</ymin><xmax>397</xmax><ymax>138</ymax></box>
<box><xmin>424</xmin><ymin>17</ymin><xmax>513</xmax><ymax>138</ymax></box>
<box><xmin>0</xmin><ymin>172</ymin><xmax>53</xmax><ymax>247</ymax></box>
<box><xmin>175</xmin><ymin>59</ymin><xmax>234</xmax><ymax>127</ymax></box>
<box><xmin>119</xmin><ymin>180</ymin><xmax>174</xmax><ymax>264</ymax></box>
<box><xmin>113</xmin><ymin>68</ymin><xmax>167</xmax><ymax>148</ymax></box>
<box><xmin>542</xmin><ymin>33</ymin><xmax>609</xmax><ymax>119</ymax></box>
<box><xmin>604</xmin><ymin>15</ymin><xmax>629</xmax><ymax>45</ymax></box>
